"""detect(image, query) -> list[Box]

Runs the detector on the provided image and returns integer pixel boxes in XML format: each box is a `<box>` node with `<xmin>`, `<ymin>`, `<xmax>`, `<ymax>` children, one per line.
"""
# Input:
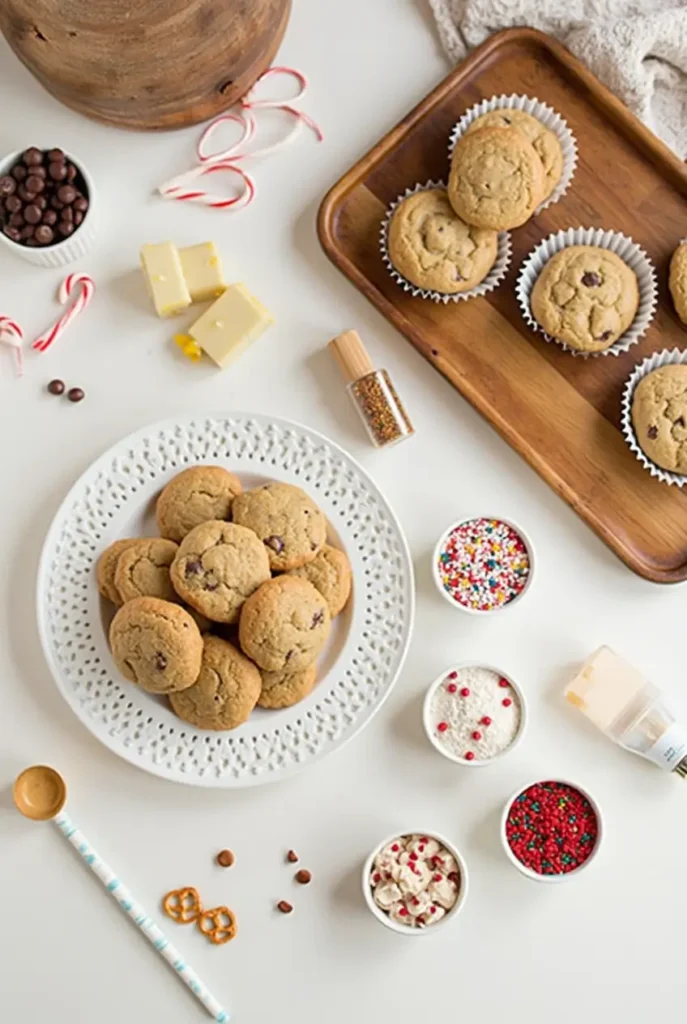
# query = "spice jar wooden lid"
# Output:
<box><xmin>329</xmin><ymin>330</ymin><xmax>374</xmax><ymax>384</ymax></box>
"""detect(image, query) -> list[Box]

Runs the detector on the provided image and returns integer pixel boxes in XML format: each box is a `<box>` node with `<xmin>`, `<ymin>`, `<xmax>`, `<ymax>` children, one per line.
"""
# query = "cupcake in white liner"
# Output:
<box><xmin>515</xmin><ymin>227</ymin><xmax>657</xmax><ymax>358</ymax></box>
<box><xmin>621</xmin><ymin>348</ymin><xmax>687</xmax><ymax>488</ymax></box>
<box><xmin>380</xmin><ymin>181</ymin><xmax>512</xmax><ymax>305</ymax></box>
<box><xmin>448</xmin><ymin>94</ymin><xmax>577</xmax><ymax>214</ymax></box>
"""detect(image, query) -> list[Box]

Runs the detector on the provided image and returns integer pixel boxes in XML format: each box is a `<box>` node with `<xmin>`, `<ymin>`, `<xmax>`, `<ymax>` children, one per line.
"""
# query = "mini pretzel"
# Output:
<box><xmin>197</xmin><ymin>906</ymin><xmax>237</xmax><ymax>945</ymax></box>
<box><xmin>162</xmin><ymin>887</ymin><xmax>202</xmax><ymax>924</ymax></box>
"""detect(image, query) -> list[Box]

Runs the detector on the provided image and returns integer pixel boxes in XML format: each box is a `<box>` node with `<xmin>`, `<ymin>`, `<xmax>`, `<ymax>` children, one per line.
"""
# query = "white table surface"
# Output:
<box><xmin>2</xmin><ymin>3</ymin><xmax>686</xmax><ymax>1021</ymax></box>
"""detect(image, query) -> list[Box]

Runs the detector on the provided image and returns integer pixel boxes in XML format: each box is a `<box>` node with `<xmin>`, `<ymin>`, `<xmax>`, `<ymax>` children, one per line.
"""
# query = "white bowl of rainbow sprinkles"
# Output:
<box><xmin>423</xmin><ymin>663</ymin><xmax>527</xmax><ymax>766</ymax></box>
<box><xmin>432</xmin><ymin>515</ymin><xmax>534</xmax><ymax>615</ymax></box>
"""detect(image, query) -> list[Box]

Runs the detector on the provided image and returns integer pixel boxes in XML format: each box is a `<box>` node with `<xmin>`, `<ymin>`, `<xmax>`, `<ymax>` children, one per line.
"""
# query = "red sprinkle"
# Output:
<box><xmin>373</xmin><ymin>872</ymin><xmax>381</xmax><ymax>883</ymax></box>
<box><xmin>433</xmin><ymin>874</ymin><xmax>442</xmax><ymax>882</ymax></box>
<box><xmin>460</xmin><ymin>687</ymin><xmax>470</xmax><ymax>698</ymax></box>
<box><xmin>437</xmin><ymin>721</ymin><xmax>449</xmax><ymax>733</ymax></box>
<box><xmin>430</xmin><ymin>905</ymin><xmax>437</xmax><ymax>914</ymax></box>
<box><xmin>447</xmin><ymin>683</ymin><xmax>457</xmax><ymax>693</ymax></box>
<box><xmin>472</xmin><ymin>730</ymin><xmax>482</xmax><ymax>741</ymax></box>
<box><xmin>391</xmin><ymin>844</ymin><xmax>400</xmax><ymax>852</ymax></box>
<box><xmin>398</xmin><ymin>907</ymin><xmax>409</xmax><ymax>917</ymax></box>
<box><xmin>481</xmin><ymin>716</ymin><xmax>492</xmax><ymax>726</ymax></box>
<box><xmin>505</xmin><ymin>780</ymin><xmax>598</xmax><ymax>876</ymax></box>
<box><xmin>409</xmin><ymin>852</ymin><xmax>418</xmax><ymax>861</ymax></box>
<box><xmin>464</xmin><ymin>751</ymin><xmax>475</xmax><ymax>761</ymax></box>
<box><xmin>502</xmin><ymin>698</ymin><xmax>512</xmax><ymax>707</ymax></box>
<box><xmin>499</xmin><ymin>678</ymin><xmax>510</xmax><ymax>688</ymax></box>
<box><xmin>448</xmin><ymin>672</ymin><xmax>458</xmax><ymax>680</ymax></box>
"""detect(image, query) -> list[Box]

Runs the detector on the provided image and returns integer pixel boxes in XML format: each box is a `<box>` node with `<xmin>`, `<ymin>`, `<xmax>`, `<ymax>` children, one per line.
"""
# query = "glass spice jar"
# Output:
<box><xmin>329</xmin><ymin>330</ymin><xmax>414</xmax><ymax>448</ymax></box>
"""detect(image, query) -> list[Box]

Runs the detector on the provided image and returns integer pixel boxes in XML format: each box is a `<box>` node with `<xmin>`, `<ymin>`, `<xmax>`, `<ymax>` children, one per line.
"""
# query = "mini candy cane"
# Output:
<box><xmin>0</xmin><ymin>316</ymin><xmax>24</xmax><ymax>376</ymax></box>
<box><xmin>33</xmin><ymin>272</ymin><xmax>95</xmax><ymax>353</ymax></box>
<box><xmin>159</xmin><ymin>65</ymin><xmax>322</xmax><ymax>211</ymax></box>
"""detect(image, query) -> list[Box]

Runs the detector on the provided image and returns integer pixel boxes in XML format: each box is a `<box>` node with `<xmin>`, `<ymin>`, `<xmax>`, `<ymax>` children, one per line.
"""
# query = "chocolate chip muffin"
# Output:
<box><xmin>170</xmin><ymin>521</ymin><xmax>271</xmax><ymax>624</ymax></box>
<box><xmin>387</xmin><ymin>187</ymin><xmax>498</xmax><ymax>294</ymax></box>
<box><xmin>257</xmin><ymin>663</ymin><xmax>318</xmax><ymax>709</ymax></box>
<box><xmin>169</xmin><ymin>635</ymin><xmax>261</xmax><ymax>730</ymax></box>
<box><xmin>530</xmin><ymin>245</ymin><xmax>639</xmax><ymax>353</ymax></box>
<box><xmin>231</xmin><ymin>482</ymin><xmax>326</xmax><ymax>571</ymax></box>
<box><xmin>631</xmin><ymin>364</ymin><xmax>687</xmax><ymax>474</ymax></box>
<box><xmin>239</xmin><ymin>577</ymin><xmax>331</xmax><ymax>672</ymax></box>
<box><xmin>448</xmin><ymin>126</ymin><xmax>545</xmax><ymax>231</ymax></box>
<box><xmin>465</xmin><ymin>109</ymin><xmax>563</xmax><ymax>202</ymax></box>
<box><xmin>288</xmin><ymin>544</ymin><xmax>351</xmax><ymax>617</ymax></box>
<box><xmin>109</xmin><ymin>597</ymin><xmax>203</xmax><ymax>694</ymax></box>
<box><xmin>156</xmin><ymin>466</ymin><xmax>243</xmax><ymax>542</ymax></box>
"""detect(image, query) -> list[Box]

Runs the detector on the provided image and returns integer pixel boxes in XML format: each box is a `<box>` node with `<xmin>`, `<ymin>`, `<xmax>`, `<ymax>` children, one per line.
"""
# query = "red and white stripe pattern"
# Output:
<box><xmin>0</xmin><ymin>315</ymin><xmax>25</xmax><ymax>376</ymax></box>
<box><xmin>159</xmin><ymin>65</ymin><xmax>323</xmax><ymax>212</ymax></box>
<box><xmin>33</xmin><ymin>272</ymin><xmax>95</xmax><ymax>353</ymax></box>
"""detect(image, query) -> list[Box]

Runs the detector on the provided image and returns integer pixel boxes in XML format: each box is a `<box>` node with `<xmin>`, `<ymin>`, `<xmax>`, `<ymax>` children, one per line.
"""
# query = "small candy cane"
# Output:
<box><xmin>33</xmin><ymin>273</ymin><xmax>95</xmax><ymax>353</ymax></box>
<box><xmin>158</xmin><ymin>161</ymin><xmax>255</xmax><ymax>210</ymax></box>
<box><xmin>0</xmin><ymin>316</ymin><xmax>24</xmax><ymax>376</ymax></box>
<box><xmin>240</xmin><ymin>66</ymin><xmax>323</xmax><ymax>142</ymax></box>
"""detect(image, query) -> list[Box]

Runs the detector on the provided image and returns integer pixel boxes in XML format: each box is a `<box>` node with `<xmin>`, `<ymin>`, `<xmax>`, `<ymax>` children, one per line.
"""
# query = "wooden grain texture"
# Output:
<box><xmin>0</xmin><ymin>0</ymin><xmax>291</xmax><ymax>131</ymax></box>
<box><xmin>318</xmin><ymin>28</ymin><xmax>687</xmax><ymax>585</ymax></box>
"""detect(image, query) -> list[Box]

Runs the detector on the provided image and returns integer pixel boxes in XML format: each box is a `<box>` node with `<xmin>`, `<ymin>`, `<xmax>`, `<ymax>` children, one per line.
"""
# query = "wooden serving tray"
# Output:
<box><xmin>318</xmin><ymin>28</ymin><xmax>687</xmax><ymax>584</ymax></box>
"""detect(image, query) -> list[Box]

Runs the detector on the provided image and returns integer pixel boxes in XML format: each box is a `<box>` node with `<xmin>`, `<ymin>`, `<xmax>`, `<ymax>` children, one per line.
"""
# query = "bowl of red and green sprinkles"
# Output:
<box><xmin>500</xmin><ymin>780</ymin><xmax>603</xmax><ymax>883</ymax></box>
<box><xmin>432</xmin><ymin>516</ymin><xmax>533</xmax><ymax>614</ymax></box>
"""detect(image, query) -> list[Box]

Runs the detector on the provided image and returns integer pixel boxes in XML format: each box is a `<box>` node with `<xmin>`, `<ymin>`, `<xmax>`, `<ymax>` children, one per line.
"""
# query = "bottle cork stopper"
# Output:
<box><xmin>329</xmin><ymin>330</ymin><xmax>374</xmax><ymax>383</ymax></box>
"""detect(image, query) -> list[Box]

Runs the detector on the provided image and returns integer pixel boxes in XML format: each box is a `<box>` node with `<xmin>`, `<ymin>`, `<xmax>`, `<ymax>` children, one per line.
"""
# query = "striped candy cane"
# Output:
<box><xmin>33</xmin><ymin>272</ymin><xmax>95</xmax><ymax>353</ymax></box>
<box><xmin>158</xmin><ymin>161</ymin><xmax>255</xmax><ymax>211</ymax></box>
<box><xmin>53</xmin><ymin>810</ymin><xmax>229</xmax><ymax>1022</ymax></box>
<box><xmin>0</xmin><ymin>316</ymin><xmax>24</xmax><ymax>376</ymax></box>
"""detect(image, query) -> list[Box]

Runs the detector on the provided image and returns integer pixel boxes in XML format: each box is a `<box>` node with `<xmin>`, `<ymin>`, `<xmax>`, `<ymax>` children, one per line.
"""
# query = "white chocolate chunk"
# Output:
<box><xmin>189</xmin><ymin>283</ymin><xmax>274</xmax><ymax>368</ymax></box>
<box><xmin>140</xmin><ymin>243</ymin><xmax>191</xmax><ymax>318</ymax></box>
<box><xmin>179</xmin><ymin>242</ymin><xmax>226</xmax><ymax>302</ymax></box>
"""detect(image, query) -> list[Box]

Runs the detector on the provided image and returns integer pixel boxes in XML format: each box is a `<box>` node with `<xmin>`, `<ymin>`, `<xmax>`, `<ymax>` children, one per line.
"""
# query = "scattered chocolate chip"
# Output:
<box><xmin>265</xmin><ymin>535</ymin><xmax>284</xmax><ymax>553</ymax></box>
<box><xmin>216</xmin><ymin>849</ymin><xmax>235</xmax><ymax>868</ymax></box>
<box><xmin>581</xmin><ymin>271</ymin><xmax>601</xmax><ymax>287</ymax></box>
<box><xmin>311</xmin><ymin>610</ymin><xmax>324</xmax><ymax>628</ymax></box>
<box><xmin>22</xmin><ymin>147</ymin><xmax>43</xmax><ymax>166</ymax></box>
<box><xmin>24</xmin><ymin>204</ymin><xmax>42</xmax><ymax>225</ymax></box>
<box><xmin>47</xmin><ymin>378</ymin><xmax>65</xmax><ymax>395</ymax></box>
<box><xmin>277</xmin><ymin>901</ymin><xmax>293</xmax><ymax>914</ymax></box>
<box><xmin>154</xmin><ymin>652</ymin><xmax>167</xmax><ymax>670</ymax></box>
<box><xmin>287</xmin><ymin>850</ymin><xmax>299</xmax><ymax>863</ymax></box>
<box><xmin>67</xmin><ymin>386</ymin><xmax>85</xmax><ymax>403</ymax></box>
<box><xmin>295</xmin><ymin>869</ymin><xmax>311</xmax><ymax>885</ymax></box>
<box><xmin>647</xmin><ymin>426</ymin><xmax>658</xmax><ymax>439</ymax></box>
<box><xmin>185</xmin><ymin>560</ymin><xmax>203</xmax><ymax>576</ymax></box>
<box><xmin>34</xmin><ymin>224</ymin><xmax>54</xmax><ymax>245</ymax></box>
<box><xmin>0</xmin><ymin>176</ymin><xmax>16</xmax><ymax>197</ymax></box>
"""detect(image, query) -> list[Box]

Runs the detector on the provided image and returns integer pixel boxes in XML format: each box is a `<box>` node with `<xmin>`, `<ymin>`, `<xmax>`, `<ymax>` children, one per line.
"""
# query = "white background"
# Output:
<box><xmin>2</xmin><ymin>2</ymin><xmax>686</xmax><ymax>1021</ymax></box>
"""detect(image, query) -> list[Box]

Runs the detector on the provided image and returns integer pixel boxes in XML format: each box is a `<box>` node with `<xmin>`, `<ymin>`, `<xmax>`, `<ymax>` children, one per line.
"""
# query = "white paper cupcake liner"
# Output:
<box><xmin>621</xmin><ymin>348</ymin><xmax>687</xmax><ymax>488</ymax></box>
<box><xmin>515</xmin><ymin>226</ymin><xmax>658</xmax><ymax>358</ymax></box>
<box><xmin>380</xmin><ymin>181</ymin><xmax>512</xmax><ymax>305</ymax></box>
<box><xmin>448</xmin><ymin>94</ymin><xmax>577</xmax><ymax>214</ymax></box>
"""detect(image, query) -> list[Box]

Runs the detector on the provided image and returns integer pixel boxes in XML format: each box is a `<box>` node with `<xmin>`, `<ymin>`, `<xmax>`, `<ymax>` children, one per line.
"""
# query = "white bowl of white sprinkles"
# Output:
<box><xmin>423</xmin><ymin>663</ymin><xmax>527</xmax><ymax>766</ymax></box>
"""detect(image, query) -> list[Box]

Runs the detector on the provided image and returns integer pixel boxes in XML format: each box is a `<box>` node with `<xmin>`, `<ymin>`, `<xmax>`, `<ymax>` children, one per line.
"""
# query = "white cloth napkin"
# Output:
<box><xmin>429</xmin><ymin>1</ymin><xmax>687</xmax><ymax>158</ymax></box>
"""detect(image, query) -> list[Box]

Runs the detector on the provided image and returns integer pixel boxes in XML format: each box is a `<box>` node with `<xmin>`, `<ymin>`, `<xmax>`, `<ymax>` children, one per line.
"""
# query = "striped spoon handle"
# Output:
<box><xmin>53</xmin><ymin>810</ymin><xmax>229</xmax><ymax>1022</ymax></box>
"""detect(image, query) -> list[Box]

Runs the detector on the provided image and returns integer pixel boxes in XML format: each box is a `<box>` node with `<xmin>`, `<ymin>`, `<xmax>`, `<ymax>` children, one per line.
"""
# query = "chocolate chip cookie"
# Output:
<box><xmin>169</xmin><ymin>635</ymin><xmax>261</xmax><ymax>730</ymax></box>
<box><xmin>231</xmin><ymin>482</ymin><xmax>326</xmax><ymax>571</ymax></box>
<box><xmin>387</xmin><ymin>187</ymin><xmax>498</xmax><ymax>294</ymax></box>
<box><xmin>448</xmin><ymin>126</ymin><xmax>545</xmax><ymax>231</ymax></box>
<box><xmin>238</xmin><ymin>577</ymin><xmax>331</xmax><ymax>672</ymax></box>
<box><xmin>109</xmin><ymin>597</ymin><xmax>203</xmax><ymax>694</ymax></box>
<box><xmin>631</xmin><ymin>364</ymin><xmax>687</xmax><ymax>474</ymax></box>
<box><xmin>530</xmin><ymin>245</ymin><xmax>639</xmax><ymax>352</ymax></box>
<box><xmin>170</xmin><ymin>521</ymin><xmax>271</xmax><ymax>624</ymax></box>
<box><xmin>669</xmin><ymin>243</ymin><xmax>687</xmax><ymax>326</ymax></box>
<box><xmin>257</xmin><ymin>663</ymin><xmax>318</xmax><ymax>709</ymax></box>
<box><xmin>156</xmin><ymin>466</ymin><xmax>243</xmax><ymax>542</ymax></box>
<box><xmin>288</xmin><ymin>544</ymin><xmax>351</xmax><ymax>617</ymax></box>
<box><xmin>96</xmin><ymin>539</ymin><xmax>138</xmax><ymax>605</ymax></box>
<box><xmin>465</xmin><ymin>110</ymin><xmax>563</xmax><ymax>202</ymax></box>
<box><xmin>114</xmin><ymin>538</ymin><xmax>179</xmax><ymax>604</ymax></box>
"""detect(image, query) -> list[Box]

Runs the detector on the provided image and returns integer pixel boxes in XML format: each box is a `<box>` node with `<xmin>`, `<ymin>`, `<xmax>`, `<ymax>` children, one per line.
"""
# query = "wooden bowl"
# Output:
<box><xmin>0</xmin><ymin>0</ymin><xmax>291</xmax><ymax>131</ymax></box>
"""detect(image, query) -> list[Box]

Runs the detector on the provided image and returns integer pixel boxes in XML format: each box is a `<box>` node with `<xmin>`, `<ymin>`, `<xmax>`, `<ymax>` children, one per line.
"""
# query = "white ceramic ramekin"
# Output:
<box><xmin>0</xmin><ymin>148</ymin><xmax>98</xmax><ymax>268</ymax></box>
<box><xmin>362</xmin><ymin>830</ymin><xmax>469</xmax><ymax>935</ymax></box>
<box><xmin>423</xmin><ymin>662</ymin><xmax>528</xmax><ymax>767</ymax></box>
<box><xmin>432</xmin><ymin>515</ymin><xmax>535</xmax><ymax>616</ymax></box>
<box><xmin>500</xmin><ymin>778</ymin><xmax>604</xmax><ymax>883</ymax></box>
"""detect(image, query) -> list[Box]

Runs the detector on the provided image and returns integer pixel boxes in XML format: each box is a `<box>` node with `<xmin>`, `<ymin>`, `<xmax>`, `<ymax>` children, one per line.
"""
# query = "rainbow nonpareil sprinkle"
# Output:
<box><xmin>437</xmin><ymin>518</ymin><xmax>530</xmax><ymax>612</ymax></box>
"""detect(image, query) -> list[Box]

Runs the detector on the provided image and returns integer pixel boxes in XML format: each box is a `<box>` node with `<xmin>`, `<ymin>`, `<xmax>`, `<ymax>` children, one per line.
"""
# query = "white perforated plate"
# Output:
<box><xmin>37</xmin><ymin>413</ymin><xmax>415</xmax><ymax>787</ymax></box>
